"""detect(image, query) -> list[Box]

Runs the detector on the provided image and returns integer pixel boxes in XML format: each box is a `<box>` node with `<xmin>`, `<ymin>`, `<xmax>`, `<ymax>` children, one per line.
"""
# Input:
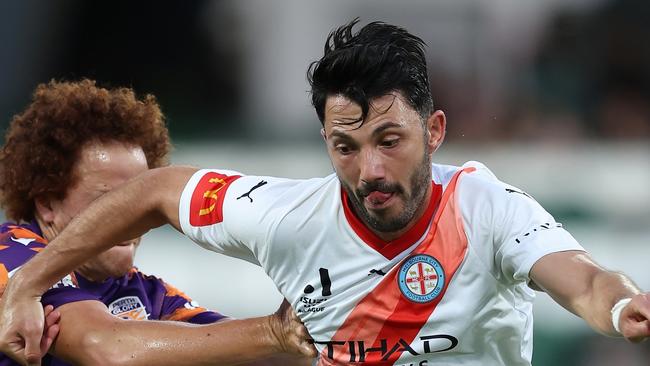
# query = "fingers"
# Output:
<box><xmin>40</xmin><ymin>305</ymin><xmax>61</xmax><ymax>357</ymax></box>
<box><xmin>43</xmin><ymin>305</ymin><xmax>53</xmax><ymax>318</ymax></box>
<box><xmin>299</xmin><ymin>340</ymin><xmax>318</xmax><ymax>358</ymax></box>
<box><xmin>289</xmin><ymin>313</ymin><xmax>316</xmax><ymax>357</ymax></box>
<box><xmin>297</xmin><ymin>326</ymin><xmax>317</xmax><ymax>358</ymax></box>
<box><xmin>620</xmin><ymin>294</ymin><xmax>650</xmax><ymax>342</ymax></box>
<box><xmin>44</xmin><ymin>306</ymin><xmax>60</xmax><ymax>330</ymax></box>
<box><xmin>40</xmin><ymin>323</ymin><xmax>60</xmax><ymax>357</ymax></box>
<box><xmin>23</xmin><ymin>305</ymin><xmax>46</xmax><ymax>366</ymax></box>
<box><xmin>273</xmin><ymin>298</ymin><xmax>317</xmax><ymax>357</ymax></box>
<box><xmin>622</xmin><ymin>318</ymin><xmax>650</xmax><ymax>343</ymax></box>
<box><xmin>23</xmin><ymin>327</ymin><xmax>44</xmax><ymax>366</ymax></box>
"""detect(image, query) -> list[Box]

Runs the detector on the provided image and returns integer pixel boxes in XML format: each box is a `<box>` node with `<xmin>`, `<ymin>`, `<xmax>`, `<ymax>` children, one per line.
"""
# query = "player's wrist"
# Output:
<box><xmin>611</xmin><ymin>297</ymin><xmax>632</xmax><ymax>335</ymax></box>
<box><xmin>4</xmin><ymin>271</ymin><xmax>39</xmax><ymax>300</ymax></box>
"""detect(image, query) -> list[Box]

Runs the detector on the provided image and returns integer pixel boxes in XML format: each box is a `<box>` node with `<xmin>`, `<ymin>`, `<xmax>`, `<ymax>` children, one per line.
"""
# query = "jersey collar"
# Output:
<box><xmin>341</xmin><ymin>182</ymin><xmax>443</xmax><ymax>260</ymax></box>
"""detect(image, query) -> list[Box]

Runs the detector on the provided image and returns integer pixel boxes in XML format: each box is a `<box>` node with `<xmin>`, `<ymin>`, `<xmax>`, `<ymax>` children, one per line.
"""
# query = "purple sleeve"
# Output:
<box><xmin>140</xmin><ymin>272</ymin><xmax>228</xmax><ymax>324</ymax></box>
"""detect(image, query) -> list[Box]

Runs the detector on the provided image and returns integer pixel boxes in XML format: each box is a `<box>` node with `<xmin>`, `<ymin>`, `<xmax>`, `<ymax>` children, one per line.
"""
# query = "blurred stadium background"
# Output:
<box><xmin>1</xmin><ymin>0</ymin><xmax>648</xmax><ymax>364</ymax></box>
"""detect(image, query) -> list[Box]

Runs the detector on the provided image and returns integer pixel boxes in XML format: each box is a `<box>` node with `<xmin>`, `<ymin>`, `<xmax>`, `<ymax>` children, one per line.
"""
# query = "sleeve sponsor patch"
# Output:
<box><xmin>189</xmin><ymin>172</ymin><xmax>241</xmax><ymax>226</ymax></box>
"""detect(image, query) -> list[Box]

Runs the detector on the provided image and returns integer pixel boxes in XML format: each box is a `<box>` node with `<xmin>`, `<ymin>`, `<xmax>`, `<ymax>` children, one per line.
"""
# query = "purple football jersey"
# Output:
<box><xmin>0</xmin><ymin>222</ymin><xmax>225</xmax><ymax>366</ymax></box>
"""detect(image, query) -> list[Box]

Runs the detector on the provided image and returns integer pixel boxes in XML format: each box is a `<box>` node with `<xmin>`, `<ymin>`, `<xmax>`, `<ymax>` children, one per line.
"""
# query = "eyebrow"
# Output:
<box><xmin>370</xmin><ymin>121</ymin><xmax>403</xmax><ymax>137</ymax></box>
<box><xmin>328</xmin><ymin>129</ymin><xmax>352</xmax><ymax>141</ymax></box>
<box><xmin>328</xmin><ymin>121</ymin><xmax>403</xmax><ymax>141</ymax></box>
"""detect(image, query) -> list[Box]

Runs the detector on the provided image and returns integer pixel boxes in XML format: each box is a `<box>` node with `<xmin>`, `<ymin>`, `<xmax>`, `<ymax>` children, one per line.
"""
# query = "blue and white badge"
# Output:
<box><xmin>398</xmin><ymin>254</ymin><xmax>445</xmax><ymax>303</ymax></box>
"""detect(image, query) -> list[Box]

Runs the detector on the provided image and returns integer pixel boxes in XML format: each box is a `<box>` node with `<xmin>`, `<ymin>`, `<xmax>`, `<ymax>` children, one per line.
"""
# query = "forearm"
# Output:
<box><xmin>55</xmin><ymin>316</ymin><xmax>283</xmax><ymax>366</ymax></box>
<box><xmin>531</xmin><ymin>251</ymin><xmax>642</xmax><ymax>336</ymax></box>
<box><xmin>7</xmin><ymin>166</ymin><xmax>195</xmax><ymax>298</ymax></box>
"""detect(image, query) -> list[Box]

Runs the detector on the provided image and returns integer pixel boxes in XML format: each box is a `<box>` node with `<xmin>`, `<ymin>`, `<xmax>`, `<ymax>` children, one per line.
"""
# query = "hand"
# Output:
<box><xmin>619</xmin><ymin>293</ymin><xmax>650</xmax><ymax>342</ymax></box>
<box><xmin>268</xmin><ymin>299</ymin><xmax>317</xmax><ymax>358</ymax></box>
<box><xmin>41</xmin><ymin>305</ymin><xmax>61</xmax><ymax>356</ymax></box>
<box><xmin>0</xmin><ymin>290</ymin><xmax>46</xmax><ymax>366</ymax></box>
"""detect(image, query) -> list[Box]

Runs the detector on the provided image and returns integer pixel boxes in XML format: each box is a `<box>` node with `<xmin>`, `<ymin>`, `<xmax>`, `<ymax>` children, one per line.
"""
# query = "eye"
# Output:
<box><xmin>380</xmin><ymin>138</ymin><xmax>399</xmax><ymax>148</ymax></box>
<box><xmin>335</xmin><ymin>144</ymin><xmax>353</xmax><ymax>155</ymax></box>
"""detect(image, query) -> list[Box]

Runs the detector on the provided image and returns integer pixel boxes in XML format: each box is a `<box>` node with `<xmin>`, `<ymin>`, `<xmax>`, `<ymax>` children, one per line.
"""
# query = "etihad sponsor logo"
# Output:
<box><xmin>108</xmin><ymin>296</ymin><xmax>149</xmax><ymax>320</ymax></box>
<box><xmin>312</xmin><ymin>334</ymin><xmax>458</xmax><ymax>362</ymax></box>
<box><xmin>189</xmin><ymin>172</ymin><xmax>241</xmax><ymax>226</ymax></box>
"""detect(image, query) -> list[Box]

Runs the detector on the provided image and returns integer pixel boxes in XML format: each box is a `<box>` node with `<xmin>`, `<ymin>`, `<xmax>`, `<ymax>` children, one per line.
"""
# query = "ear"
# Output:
<box><xmin>425</xmin><ymin>110</ymin><xmax>446</xmax><ymax>153</ymax></box>
<box><xmin>34</xmin><ymin>196</ymin><xmax>57</xmax><ymax>224</ymax></box>
<box><xmin>320</xmin><ymin>128</ymin><xmax>327</xmax><ymax>141</ymax></box>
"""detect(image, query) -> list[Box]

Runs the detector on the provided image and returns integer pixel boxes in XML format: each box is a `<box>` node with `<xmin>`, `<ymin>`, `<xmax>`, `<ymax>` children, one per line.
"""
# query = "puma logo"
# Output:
<box><xmin>237</xmin><ymin>180</ymin><xmax>268</xmax><ymax>203</ymax></box>
<box><xmin>505</xmin><ymin>188</ymin><xmax>534</xmax><ymax>200</ymax></box>
<box><xmin>368</xmin><ymin>269</ymin><xmax>386</xmax><ymax>276</ymax></box>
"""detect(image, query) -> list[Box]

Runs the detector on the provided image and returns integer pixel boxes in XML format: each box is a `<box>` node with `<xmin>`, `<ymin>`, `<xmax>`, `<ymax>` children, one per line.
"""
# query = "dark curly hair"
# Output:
<box><xmin>308</xmin><ymin>19</ymin><xmax>434</xmax><ymax>125</ymax></box>
<box><xmin>0</xmin><ymin>79</ymin><xmax>172</xmax><ymax>222</ymax></box>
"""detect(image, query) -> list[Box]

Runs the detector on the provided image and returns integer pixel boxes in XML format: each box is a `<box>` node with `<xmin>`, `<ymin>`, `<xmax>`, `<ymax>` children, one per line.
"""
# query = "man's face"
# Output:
<box><xmin>322</xmin><ymin>92</ymin><xmax>445</xmax><ymax>239</ymax></box>
<box><xmin>46</xmin><ymin>141</ymin><xmax>149</xmax><ymax>281</ymax></box>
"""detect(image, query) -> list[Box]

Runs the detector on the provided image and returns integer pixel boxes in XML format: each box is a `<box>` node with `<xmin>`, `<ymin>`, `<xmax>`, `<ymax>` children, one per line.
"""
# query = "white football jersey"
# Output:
<box><xmin>179</xmin><ymin>161</ymin><xmax>584</xmax><ymax>365</ymax></box>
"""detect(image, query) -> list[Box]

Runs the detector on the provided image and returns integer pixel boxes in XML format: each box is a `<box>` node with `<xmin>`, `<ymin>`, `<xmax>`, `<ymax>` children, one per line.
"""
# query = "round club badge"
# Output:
<box><xmin>398</xmin><ymin>254</ymin><xmax>445</xmax><ymax>303</ymax></box>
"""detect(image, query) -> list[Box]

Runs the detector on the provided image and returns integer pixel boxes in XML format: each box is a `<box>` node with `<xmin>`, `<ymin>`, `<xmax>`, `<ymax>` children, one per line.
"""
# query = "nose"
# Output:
<box><xmin>359</xmin><ymin>147</ymin><xmax>386</xmax><ymax>184</ymax></box>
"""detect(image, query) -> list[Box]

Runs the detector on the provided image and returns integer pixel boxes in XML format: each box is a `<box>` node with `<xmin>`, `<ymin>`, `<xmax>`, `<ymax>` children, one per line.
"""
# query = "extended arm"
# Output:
<box><xmin>0</xmin><ymin>166</ymin><xmax>198</xmax><ymax>365</ymax></box>
<box><xmin>530</xmin><ymin>250</ymin><xmax>650</xmax><ymax>341</ymax></box>
<box><xmin>9</xmin><ymin>166</ymin><xmax>195</xmax><ymax>297</ymax></box>
<box><xmin>51</xmin><ymin>300</ymin><xmax>314</xmax><ymax>366</ymax></box>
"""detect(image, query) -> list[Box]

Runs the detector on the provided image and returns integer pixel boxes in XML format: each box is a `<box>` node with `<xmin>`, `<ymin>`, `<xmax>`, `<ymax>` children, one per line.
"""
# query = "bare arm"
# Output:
<box><xmin>9</xmin><ymin>166</ymin><xmax>195</xmax><ymax>298</ymax></box>
<box><xmin>0</xmin><ymin>166</ymin><xmax>197</xmax><ymax>365</ymax></box>
<box><xmin>530</xmin><ymin>250</ymin><xmax>650</xmax><ymax>340</ymax></box>
<box><xmin>52</xmin><ymin>300</ymin><xmax>314</xmax><ymax>366</ymax></box>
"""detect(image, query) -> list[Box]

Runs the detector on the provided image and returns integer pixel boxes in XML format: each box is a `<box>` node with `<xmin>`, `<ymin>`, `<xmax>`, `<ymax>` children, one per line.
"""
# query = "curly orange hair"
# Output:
<box><xmin>0</xmin><ymin>79</ymin><xmax>172</xmax><ymax>222</ymax></box>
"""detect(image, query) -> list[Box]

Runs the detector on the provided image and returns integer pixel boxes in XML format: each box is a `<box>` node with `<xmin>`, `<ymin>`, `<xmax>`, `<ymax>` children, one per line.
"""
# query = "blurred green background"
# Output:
<box><xmin>1</xmin><ymin>1</ymin><xmax>649</xmax><ymax>364</ymax></box>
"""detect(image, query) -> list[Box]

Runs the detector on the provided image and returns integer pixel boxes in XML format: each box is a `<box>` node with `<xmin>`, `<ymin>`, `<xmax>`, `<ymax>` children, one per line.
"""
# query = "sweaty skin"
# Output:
<box><xmin>0</xmin><ymin>143</ymin><xmax>315</xmax><ymax>366</ymax></box>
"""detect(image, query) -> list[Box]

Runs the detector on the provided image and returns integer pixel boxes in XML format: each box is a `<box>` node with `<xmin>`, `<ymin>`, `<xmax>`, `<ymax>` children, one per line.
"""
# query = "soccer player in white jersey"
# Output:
<box><xmin>2</xmin><ymin>19</ymin><xmax>650</xmax><ymax>366</ymax></box>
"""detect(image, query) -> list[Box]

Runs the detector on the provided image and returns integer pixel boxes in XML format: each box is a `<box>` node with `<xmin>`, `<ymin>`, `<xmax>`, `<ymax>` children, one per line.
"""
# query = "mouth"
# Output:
<box><xmin>364</xmin><ymin>190</ymin><xmax>395</xmax><ymax>209</ymax></box>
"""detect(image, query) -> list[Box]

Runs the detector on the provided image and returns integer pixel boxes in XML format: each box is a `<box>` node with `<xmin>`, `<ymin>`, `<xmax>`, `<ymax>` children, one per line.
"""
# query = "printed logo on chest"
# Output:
<box><xmin>398</xmin><ymin>254</ymin><xmax>445</xmax><ymax>303</ymax></box>
<box><xmin>108</xmin><ymin>296</ymin><xmax>150</xmax><ymax>320</ymax></box>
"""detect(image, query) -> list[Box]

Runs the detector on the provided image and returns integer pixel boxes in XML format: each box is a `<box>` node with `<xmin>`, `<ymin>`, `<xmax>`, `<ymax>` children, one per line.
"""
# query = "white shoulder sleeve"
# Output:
<box><xmin>178</xmin><ymin>169</ymin><xmax>296</xmax><ymax>265</ymax></box>
<box><xmin>457</xmin><ymin>162</ymin><xmax>584</xmax><ymax>284</ymax></box>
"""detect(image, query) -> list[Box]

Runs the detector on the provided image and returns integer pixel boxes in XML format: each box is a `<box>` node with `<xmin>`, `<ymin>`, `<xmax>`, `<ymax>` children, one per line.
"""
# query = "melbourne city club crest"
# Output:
<box><xmin>398</xmin><ymin>254</ymin><xmax>445</xmax><ymax>303</ymax></box>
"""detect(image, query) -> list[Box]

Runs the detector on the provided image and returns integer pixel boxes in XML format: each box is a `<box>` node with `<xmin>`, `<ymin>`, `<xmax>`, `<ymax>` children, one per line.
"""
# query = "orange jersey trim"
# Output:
<box><xmin>0</xmin><ymin>263</ymin><xmax>8</xmax><ymax>297</ymax></box>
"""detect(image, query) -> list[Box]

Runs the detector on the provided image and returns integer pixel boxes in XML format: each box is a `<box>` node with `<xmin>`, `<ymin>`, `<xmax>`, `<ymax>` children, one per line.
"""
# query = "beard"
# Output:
<box><xmin>341</xmin><ymin>152</ymin><xmax>432</xmax><ymax>234</ymax></box>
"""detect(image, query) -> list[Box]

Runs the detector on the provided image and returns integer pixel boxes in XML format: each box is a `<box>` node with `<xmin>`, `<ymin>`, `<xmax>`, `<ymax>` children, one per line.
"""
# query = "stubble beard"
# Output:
<box><xmin>341</xmin><ymin>152</ymin><xmax>432</xmax><ymax>234</ymax></box>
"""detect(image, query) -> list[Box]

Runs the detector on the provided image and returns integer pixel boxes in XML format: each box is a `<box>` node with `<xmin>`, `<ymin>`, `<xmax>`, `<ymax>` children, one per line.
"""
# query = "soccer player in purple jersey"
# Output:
<box><xmin>0</xmin><ymin>80</ymin><xmax>314</xmax><ymax>366</ymax></box>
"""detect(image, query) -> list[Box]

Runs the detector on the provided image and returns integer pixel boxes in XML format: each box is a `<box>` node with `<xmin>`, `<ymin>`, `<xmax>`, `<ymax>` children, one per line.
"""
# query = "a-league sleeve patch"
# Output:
<box><xmin>189</xmin><ymin>172</ymin><xmax>242</xmax><ymax>226</ymax></box>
